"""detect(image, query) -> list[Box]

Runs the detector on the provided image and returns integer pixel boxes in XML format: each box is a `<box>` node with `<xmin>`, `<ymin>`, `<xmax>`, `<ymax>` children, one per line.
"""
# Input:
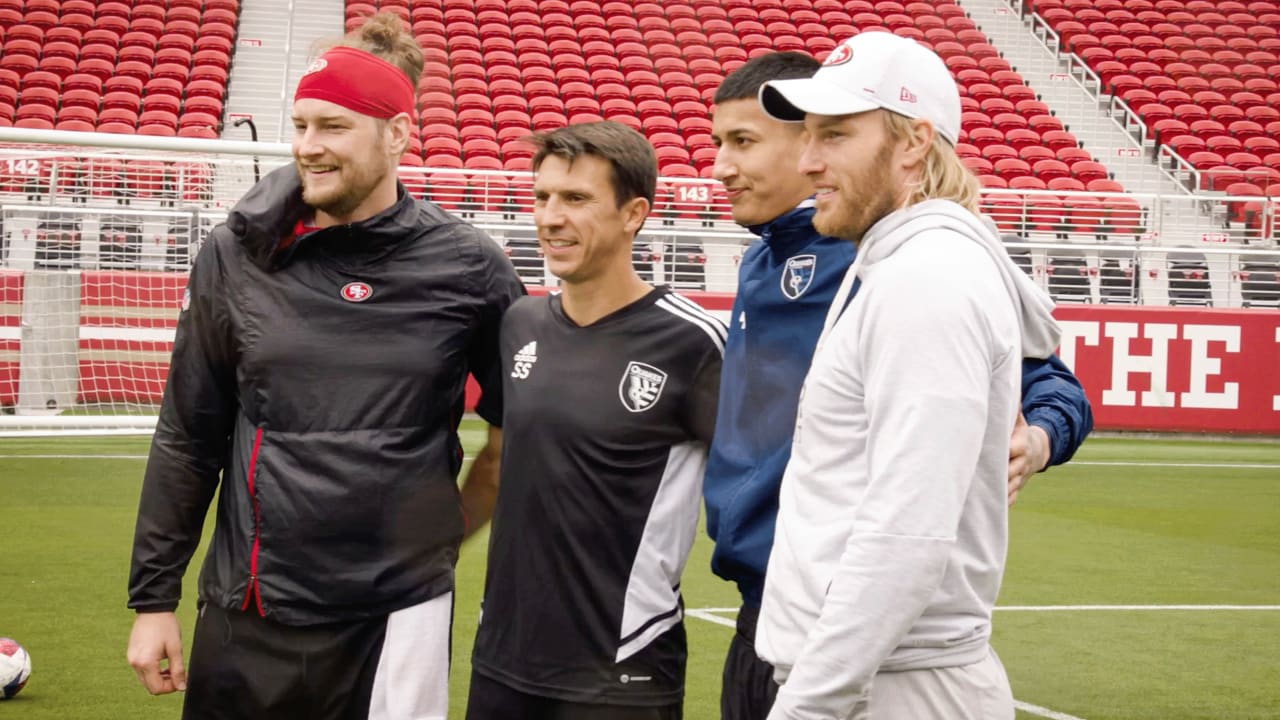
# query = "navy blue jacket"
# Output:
<box><xmin>703</xmin><ymin>203</ymin><xmax>1093</xmax><ymax>608</ymax></box>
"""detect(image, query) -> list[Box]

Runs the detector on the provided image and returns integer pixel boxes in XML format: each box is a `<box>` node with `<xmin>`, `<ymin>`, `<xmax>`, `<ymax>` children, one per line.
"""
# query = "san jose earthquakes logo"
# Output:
<box><xmin>781</xmin><ymin>254</ymin><xmax>817</xmax><ymax>300</ymax></box>
<box><xmin>619</xmin><ymin>361</ymin><xmax>667</xmax><ymax>413</ymax></box>
<box><xmin>341</xmin><ymin>281</ymin><xmax>372</xmax><ymax>302</ymax></box>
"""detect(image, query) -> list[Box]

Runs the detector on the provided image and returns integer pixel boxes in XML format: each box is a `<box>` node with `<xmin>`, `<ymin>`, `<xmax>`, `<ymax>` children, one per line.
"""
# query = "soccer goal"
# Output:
<box><xmin>1</xmin><ymin>265</ymin><xmax>190</xmax><ymax>436</ymax></box>
<box><xmin>0</xmin><ymin>127</ymin><xmax>284</xmax><ymax>436</ymax></box>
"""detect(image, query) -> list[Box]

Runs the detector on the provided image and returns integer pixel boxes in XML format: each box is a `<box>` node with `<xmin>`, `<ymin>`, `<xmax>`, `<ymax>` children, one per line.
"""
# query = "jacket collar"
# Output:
<box><xmin>747</xmin><ymin>198</ymin><xmax>818</xmax><ymax>253</ymax></box>
<box><xmin>226</xmin><ymin>164</ymin><xmax>420</xmax><ymax>271</ymax></box>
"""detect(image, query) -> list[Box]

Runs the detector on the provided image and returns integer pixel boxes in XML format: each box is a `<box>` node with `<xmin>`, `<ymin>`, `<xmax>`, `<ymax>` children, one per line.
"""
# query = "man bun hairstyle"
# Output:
<box><xmin>319</xmin><ymin>12</ymin><xmax>424</xmax><ymax>90</ymax></box>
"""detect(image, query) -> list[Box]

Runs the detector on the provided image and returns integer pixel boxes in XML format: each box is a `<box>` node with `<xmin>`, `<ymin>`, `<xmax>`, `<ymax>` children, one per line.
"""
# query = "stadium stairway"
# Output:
<box><xmin>967</xmin><ymin>0</ymin><xmax>1224</xmax><ymax>245</ymax></box>
<box><xmin>217</xmin><ymin>0</ymin><xmax>343</xmax><ymax>203</ymax></box>
<box><xmin>224</xmin><ymin>0</ymin><xmax>344</xmax><ymax>145</ymax></box>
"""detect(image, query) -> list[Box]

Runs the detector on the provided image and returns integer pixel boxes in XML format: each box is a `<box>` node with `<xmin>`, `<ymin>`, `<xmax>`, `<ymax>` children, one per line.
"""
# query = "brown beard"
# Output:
<box><xmin>298</xmin><ymin>159</ymin><xmax>389</xmax><ymax>220</ymax></box>
<box><xmin>813</xmin><ymin>139</ymin><xmax>899</xmax><ymax>243</ymax></box>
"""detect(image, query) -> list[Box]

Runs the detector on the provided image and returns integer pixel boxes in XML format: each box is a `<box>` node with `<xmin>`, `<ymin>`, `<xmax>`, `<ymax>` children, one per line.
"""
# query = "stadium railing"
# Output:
<box><xmin>1</xmin><ymin>128</ymin><xmax>1278</xmax><ymax>435</ymax></box>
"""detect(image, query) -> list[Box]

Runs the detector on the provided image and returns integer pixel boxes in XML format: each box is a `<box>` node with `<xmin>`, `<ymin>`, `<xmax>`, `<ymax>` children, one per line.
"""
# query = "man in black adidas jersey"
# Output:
<box><xmin>467</xmin><ymin>122</ymin><xmax>725</xmax><ymax>720</ymax></box>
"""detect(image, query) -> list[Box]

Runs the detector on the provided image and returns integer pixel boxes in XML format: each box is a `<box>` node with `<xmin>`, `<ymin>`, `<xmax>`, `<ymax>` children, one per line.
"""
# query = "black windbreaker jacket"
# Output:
<box><xmin>127</xmin><ymin>165</ymin><xmax>524</xmax><ymax>625</ymax></box>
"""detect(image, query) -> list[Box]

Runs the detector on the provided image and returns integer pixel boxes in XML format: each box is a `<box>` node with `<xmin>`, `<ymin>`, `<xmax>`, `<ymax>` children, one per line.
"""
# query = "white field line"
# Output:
<box><xmin>685</xmin><ymin>608</ymin><xmax>736</xmax><ymax>628</ymax></box>
<box><xmin>1013</xmin><ymin>700</ymin><xmax>1088</xmax><ymax>720</ymax></box>
<box><xmin>0</xmin><ymin>454</ymin><xmax>150</xmax><ymax>459</ymax></box>
<box><xmin>684</xmin><ymin>609</ymin><xmax>1088</xmax><ymax>720</ymax></box>
<box><xmin>692</xmin><ymin>605</ymin><xmax>1280</xmax><ymax>615</ymax></box>
<box><xmin>1071</xmin><ymin>461</ymin><xmax>1280</xmax><ymax>469</ymax></box>
<box><xmin>997</xmin><ymin>605</ymin><xmax>1280</xmax><ymax>611</ymax></box>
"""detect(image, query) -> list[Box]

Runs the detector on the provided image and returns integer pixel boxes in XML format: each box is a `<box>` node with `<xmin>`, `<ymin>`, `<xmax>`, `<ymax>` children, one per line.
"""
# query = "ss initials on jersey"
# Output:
<box><xmin>511</xmin><ymin>341</ymin><xmax>537</xmax><ymax>380</ymax></box>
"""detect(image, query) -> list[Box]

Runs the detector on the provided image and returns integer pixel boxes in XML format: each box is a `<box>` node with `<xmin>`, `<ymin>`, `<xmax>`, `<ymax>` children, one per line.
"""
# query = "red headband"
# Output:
<box><xmin>294</xmin><ymin>46</ymin><xmax>416</xmax><ymax>119</ymax></box>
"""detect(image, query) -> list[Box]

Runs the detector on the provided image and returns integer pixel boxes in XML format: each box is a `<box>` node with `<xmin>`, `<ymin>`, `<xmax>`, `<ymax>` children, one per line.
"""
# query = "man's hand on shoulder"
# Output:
<box><xmin>1008</xmin><ymin>412</ymin><xmax>1050</xmax><ymax>507</ymax></box>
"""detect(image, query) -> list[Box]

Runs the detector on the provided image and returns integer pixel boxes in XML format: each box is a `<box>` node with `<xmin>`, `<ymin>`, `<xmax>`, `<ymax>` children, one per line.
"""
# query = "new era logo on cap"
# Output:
<box><xmin>900</xmin><ymin>87</ymin><xmax>918</xmax><ymax>103</ymax></box>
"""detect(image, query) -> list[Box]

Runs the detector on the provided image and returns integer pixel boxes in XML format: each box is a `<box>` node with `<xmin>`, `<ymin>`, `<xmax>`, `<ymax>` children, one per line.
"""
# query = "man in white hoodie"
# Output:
<box><xmin>752</xmin><ymin>32</ymin><xmax>1064</xmax><ymax>720</ymax></box>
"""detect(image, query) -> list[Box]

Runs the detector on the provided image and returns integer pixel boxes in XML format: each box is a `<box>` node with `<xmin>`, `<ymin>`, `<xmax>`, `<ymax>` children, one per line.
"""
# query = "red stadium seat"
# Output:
<box><xmin>1040</xmin><ymin>130</ymin><xmax>1079</xmax><ymax>153</ymax></box>
<box><xmin>21</xmin><ymin>70</ymin><xmax>61</xmax><ymax>92</ymax></box>
<box><xmin>15</xmin><ymin>103</ymin><xmax>56</xmax><ymax>123</ymax></box>
<box><xmin>1228</xmin><ymin>119</ymin><xmax>1267</xmax><ymax>140</ymax></box>
<box><xmin>17</xmin><ymin>86</ymin><xmax>57</xmax><ymax>109</ymax></box>
<box><xmin>1169</xmin><ymin>135</ymin><xmax>1209</xmax><ymax>157</ymax></box>
<box><xmin>186</xmin><ymin>79</ymin><xmax>226</xmax><ymax>102</ymax></box>
<box><xmin>1190</xmin><ymin>118</ymin><xmax>1228</xmax><ymax>139</ymax></box>
<box><xmin>1209</xmin><ymin>135</ymin><xmax>1245</xmax><ymax>154</ymax></box>
<box><xmin>1073</xmin><ymin>161</ymin><xmax>1111</xmax><ymax>184</ymax></box>
<box><xmin>1019</xmin><ymin>146</ymin><xmax>1056</xmax><ymax>165</ymax></box>
<box><xmin>142</xmin><ymin>94</ymin><xmax>182</xmax><ymax>116</ymax></box>
<box><xmin>1225</xmin><ymin>151</ymin><xmax>1264</xmax><ymax>170</ymax></box>
<box><xmin>1033</xmin><ymin>159</ymin><xmax>1073</xmax><ymax>181</ymax></box>
<box><xmin>1189</xmin><ymin>149</ymin><xmax>1227</xmax><ymax>168</ymax></box>
<box><xmin>1157</xmin><ymin>115</ymin><xmax>1192</xmax><ymax>140</ymax></box>
<box><xmin>1205</xmin><ymin>165</ymin><xmax>1245</xmax><ymax>190</ymax></box>
<box><xmin>1173</xmin><ymin>104</ymin><xmax>1209</xmax><ymax>124</ymax></box>
<box><xmin>0</xmin><ymin>53</ymin><xmax>37</xmax><ymax>76</ymax></box>
<box><xmin>994</xmin><ymin>158</ymin><xmax>1033</xmax><ymax>179</ymax></box>
<box><xmin>1052</xmin><ymin>147</ymin><xmax>1090</xmax><ymax>167</ymax></box>
<box><xmin>1245</xmin><ymin>136</ymin><xmax>1280</xmax><ymax>155</ymax></box>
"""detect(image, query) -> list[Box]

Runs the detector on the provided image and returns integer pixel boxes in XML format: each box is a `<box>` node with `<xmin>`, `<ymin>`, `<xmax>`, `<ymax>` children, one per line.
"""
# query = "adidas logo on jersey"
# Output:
<box><xmin>511</xmin><ymin>341</ymin><xmax>537</xmax><ymax>380</ymax></box>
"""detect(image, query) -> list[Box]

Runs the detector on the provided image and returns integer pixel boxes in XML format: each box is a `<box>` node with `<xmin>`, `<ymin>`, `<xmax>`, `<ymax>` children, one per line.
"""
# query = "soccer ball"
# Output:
<box><xmin>0</xmin><ymin>638</ymin><xmax>31</xmax><ymax>700</ymax></box>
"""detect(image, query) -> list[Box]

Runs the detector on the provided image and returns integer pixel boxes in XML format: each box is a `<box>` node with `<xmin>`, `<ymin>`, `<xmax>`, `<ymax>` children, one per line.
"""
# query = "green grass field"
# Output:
<box><xmin>1</xmin><ymin>425</ymin><xmax>1277</xmax><ymax>719</ymax></box>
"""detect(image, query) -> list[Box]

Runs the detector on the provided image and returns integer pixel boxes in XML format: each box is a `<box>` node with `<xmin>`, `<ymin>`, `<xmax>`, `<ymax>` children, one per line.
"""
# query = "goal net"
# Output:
<box><xmin>2</xmin><ymin>267</ymin><xmax>184</xmax><ymax>435</ymax></box>
<box><xmin>0</xmin><ymin>134</ymin><xmax>277</xmax><ymax>436</ymax></box>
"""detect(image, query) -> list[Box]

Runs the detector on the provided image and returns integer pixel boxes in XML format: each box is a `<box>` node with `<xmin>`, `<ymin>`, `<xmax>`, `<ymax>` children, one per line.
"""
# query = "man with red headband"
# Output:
<box><xmin>125</xmin><ymin>17</ymin><xmax>524</xmax><ymax>719</ymax></box>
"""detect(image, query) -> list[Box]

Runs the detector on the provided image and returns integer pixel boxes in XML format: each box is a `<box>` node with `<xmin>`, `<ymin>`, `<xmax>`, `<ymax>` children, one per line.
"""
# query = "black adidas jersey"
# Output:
<box><xmin>471</xmin><ymin>286</ymin><xmax>725</xmax><ymax>706</ymax></box>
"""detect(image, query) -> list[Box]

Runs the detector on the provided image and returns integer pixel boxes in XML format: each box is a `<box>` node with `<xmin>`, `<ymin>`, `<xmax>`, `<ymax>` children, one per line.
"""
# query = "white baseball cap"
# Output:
<box><xmin>758</xmin><ymin>32</ymin><xmax>962</xmax><ymax>145</ymax></box>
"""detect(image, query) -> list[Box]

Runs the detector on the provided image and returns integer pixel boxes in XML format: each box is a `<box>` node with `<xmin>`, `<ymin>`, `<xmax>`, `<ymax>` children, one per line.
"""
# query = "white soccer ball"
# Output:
<box><xmin>0</xmin><ymin>637</ymin><xmax>31</xmax><ymax>700</ymax></box>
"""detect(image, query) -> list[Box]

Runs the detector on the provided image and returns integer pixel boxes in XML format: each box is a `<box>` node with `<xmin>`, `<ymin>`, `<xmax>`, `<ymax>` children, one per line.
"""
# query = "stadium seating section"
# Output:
<box><xmin>4</xmin><ymin>0</ymin><xmax>1276</xmax><ymax>235</ymax></box>
<box><xmin>342</xmin><ymin>0</ymin><xmax>1121</xmax><ymax>194</ymax></box>
<box><xmin>0</xmin><ymin>0</ymin><xmax>237</xmax><ymax>138</ymax></box>
<box><xmin>1028</xmin><ymin>0</ymin><xmax>1280</xmax><ymax>201</ymax></box>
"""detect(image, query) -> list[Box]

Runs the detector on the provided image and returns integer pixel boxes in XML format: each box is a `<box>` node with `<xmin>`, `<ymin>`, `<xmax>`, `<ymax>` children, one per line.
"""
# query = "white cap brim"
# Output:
<box><xmin>758</xmin><ymin>77</ymin><xmax>882</xmax><ymax>123</ymax></box>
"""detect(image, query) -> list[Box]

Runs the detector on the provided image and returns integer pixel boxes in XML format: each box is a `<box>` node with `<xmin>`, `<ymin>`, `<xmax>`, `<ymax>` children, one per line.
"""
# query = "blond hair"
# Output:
<box><xmin>883</xmin><ymin>112</ymin><xmax>981</xmax><ymax>214</ymax></box>
<box><xmin>317</xmin><ymin>12</ymin><xmax>423</xmax><ymax>90</ymax></box>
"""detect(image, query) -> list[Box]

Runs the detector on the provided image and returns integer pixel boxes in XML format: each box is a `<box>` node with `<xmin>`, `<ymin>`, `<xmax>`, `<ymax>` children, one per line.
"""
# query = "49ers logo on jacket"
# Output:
<box><xmin>341</xmin><ymin>282</ymin><xmax>373</xmax><ymax>302</ymax></box>
<box><xmin>619</xmin><ymin>361</ymin><xmax>668</xmax><ymax>413</ymax></box>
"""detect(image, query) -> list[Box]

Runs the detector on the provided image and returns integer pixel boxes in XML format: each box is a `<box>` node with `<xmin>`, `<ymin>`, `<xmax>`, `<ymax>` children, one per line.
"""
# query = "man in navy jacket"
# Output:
<box><xmin>704</xmin><ymin>52</ymin><xmax>1094</xmax><ymax>720</ymax></box>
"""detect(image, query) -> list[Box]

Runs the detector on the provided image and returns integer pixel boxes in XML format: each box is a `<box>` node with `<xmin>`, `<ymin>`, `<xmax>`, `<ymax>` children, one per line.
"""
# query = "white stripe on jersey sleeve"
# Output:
<box><xmin>664</xmin><ymin>292</ymin><xmax>728</xmax><ymax>344</ymax></box>
<box><xmin>656</xmin><ymin>297</ymin><xmax>726</xmax><ymax>355</ymax></box>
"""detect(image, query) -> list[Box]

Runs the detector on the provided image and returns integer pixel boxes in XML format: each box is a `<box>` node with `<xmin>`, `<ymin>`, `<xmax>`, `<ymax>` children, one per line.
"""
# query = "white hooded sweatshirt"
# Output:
<box><xmin>756</xmin><ymin>199</ymin><xmax>1062</xmax><ymax>720</ymax></box>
